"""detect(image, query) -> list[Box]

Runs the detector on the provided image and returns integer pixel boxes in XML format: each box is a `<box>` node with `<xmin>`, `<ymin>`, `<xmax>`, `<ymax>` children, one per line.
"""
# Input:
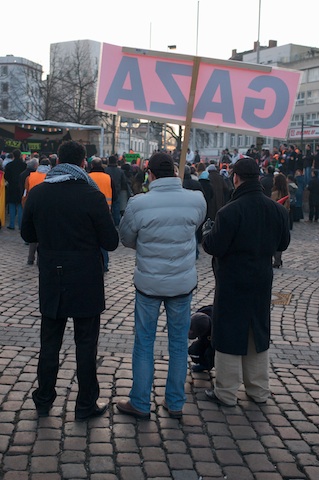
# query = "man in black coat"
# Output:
<box><xmin>21</xmin><ymin>141</ymin><xmax>119</xmax><ymax>421</ymax></box>
<box><xmin>207</xmin><ymin>164</ymin><xmax>227</xmax><ymax>220</ymax></box>
<box><xmin>105</xmin><ymin>155</ymin><xmax>127</xmax><ymax>225</ymax></box>
<box><xmin>307</xmin><ymin>169</ymin><xmax>319</xmax><ymax>222</ymax></box>
<box><xmin>4</xmin><ymin>149</ymin><xmax>26</xmax><ymax>229</ymax></box>
<box><xmin>260</xmin><ymin>165</ymin><xmax>275</xmax><ymax>197</ymax></box>
<box><xmin>202</xmin><ymin>158</ymin><xmax>290</xmax><ymax>407</ymax></box>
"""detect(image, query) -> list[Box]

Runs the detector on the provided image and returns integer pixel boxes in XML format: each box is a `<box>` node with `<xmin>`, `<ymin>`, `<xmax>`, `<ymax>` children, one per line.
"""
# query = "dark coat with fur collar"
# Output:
<box><xmin>21</xmin><ymin>179</ymin><xmax>118</xmax><ymax>319</ymax></box>
<box><xmin>202</xmin><ymin>180</ymin><xmax>290</xmax><ymax>355</ymax></box>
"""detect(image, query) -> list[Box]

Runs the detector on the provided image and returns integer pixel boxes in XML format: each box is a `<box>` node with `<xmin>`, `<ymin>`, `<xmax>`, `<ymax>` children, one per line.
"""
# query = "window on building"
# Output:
<box><xmin>1</xmin><ymin>66</ymin><xmax>8</xmax><ymax>76</ymax></box>
<box><xmin>300</xmin><ymin>70</ymin><xmax>307</xmax><ymax>84</ymax></box>
<box><xmin>296</xmin><ymin>92</ymin><xmax>305</xmax><ymax>105</ymax></box>
<box><xmin>230</xmin><ymin>134</ymin><xmax>236</xmax><ymax>147</ymax></box>
<box><xmin>308</xmin><ymin>67</ymin><xmax>319</xmax><ymax>82</ymax></box>
<box><xmin>218</xmin><ymin>133</ymin><xmax>224</xmax><ymax>148</ymax></box>
<box><xmin>2</xmin><ymin>99</ymin><xmax>8</xmax><ymax>110</ymax></box>
<box><xmin>307</xmin><ymin>90</ymin><xmax>319</xmax><ymax>104</ymax></box>
<box><xmin>1</xmin><ymin>83</ymin><xmax>8</xmax><ymax>93</ymax></box>
<box><xmin>238</xmin><ymin>135</ymin><xmax>244</xmax><ymax>147</ymax></box>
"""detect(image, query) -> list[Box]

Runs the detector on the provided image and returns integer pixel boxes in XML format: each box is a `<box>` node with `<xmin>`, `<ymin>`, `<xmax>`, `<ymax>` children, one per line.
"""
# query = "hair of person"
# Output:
<box><xmin>57</xmin><ymin>140</ymin><xmax>86</xmax><ymax>166</ymax></box>
<box><xmin>108</xmin><ymin>155</ymin><xmax>118</xmax><ymax>165</ymax></box>
<box><xmin>273</xmin><ymin>172</ymin><xmax>289</xmax><ymax>196</ymax></box>
<box><xmin>49</xmin><ymin>154</ymin><xmax>57</xmax><ymax>167</ymax></box>
<box><xmin>12</xmin><ymin>149</ymin><xmax>22</xmax><ymax>160</ymax></box>
<box><xmin>313</xmin><ymin>169</ymin><xmax>319</xmax><ymax>178</ymax></box>
<box><xmin>267</xmin><ymin>165</ymin><xmax>275</xmax><ymax>174</ymax></box>
<box><xmin>196</xmin><ymin>162</ymin><xmax>206</xmax><ymax>173</ymax></box>
<box><xmin>27</xmin><ymin>157</ymin><xmax>39</xmax><ymax>169</ymax></box>
<box><xmin>148</xmin><ymin>152</ymin><xmax>174</xmax><ymax>178</ymax></box>
<box><xmin>39</xmin><ymin>158</ymin><xmax>51</xmax><ymax>166</ymax></box>
<box><xmin>91</xmin><ymin>157</ymin><xmax>103</xmax><ymax>168</ymax></box>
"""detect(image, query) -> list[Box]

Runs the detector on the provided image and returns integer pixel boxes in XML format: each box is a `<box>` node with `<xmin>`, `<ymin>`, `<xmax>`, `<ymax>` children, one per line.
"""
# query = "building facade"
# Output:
<box><xmin>193</xmin><ymin>41</ymin><xmax>319</xmax><ymax>158</ymax></box>
<box><xmin>0</xmin><ymin>55</ymin><xmax>42</xmax><ymax>121</ymax></box>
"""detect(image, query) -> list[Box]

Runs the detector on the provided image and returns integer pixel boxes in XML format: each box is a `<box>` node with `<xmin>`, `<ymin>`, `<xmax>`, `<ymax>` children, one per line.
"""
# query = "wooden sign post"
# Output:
<box><xmin>179</xmin><ymin>56</ymin><xmax>201</xmax><ymax>180</ymax></box>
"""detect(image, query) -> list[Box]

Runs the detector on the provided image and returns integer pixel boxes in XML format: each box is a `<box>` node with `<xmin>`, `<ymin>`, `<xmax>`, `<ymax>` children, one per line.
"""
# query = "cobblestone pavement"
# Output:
<box><xmin>0</xmin><ymin>220</ymin><xmax>319</xmax><ymax>480</ymax></box>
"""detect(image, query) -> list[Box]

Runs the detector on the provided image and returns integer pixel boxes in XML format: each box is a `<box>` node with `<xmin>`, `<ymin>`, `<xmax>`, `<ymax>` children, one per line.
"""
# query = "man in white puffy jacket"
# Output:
<box><xmin>117</xmin><ymin>152</ymin><xmax>207</xmax><ymax>419</ymax></box>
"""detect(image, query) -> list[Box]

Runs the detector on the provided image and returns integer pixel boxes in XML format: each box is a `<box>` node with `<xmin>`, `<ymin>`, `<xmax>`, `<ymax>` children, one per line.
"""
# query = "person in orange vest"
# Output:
<box><xmin>89</xmin><ymin>157</ymin><xmax>116</xmax><ymax>272</ymax></box>
<box><xmin>22</xmin><ymin>158</ymin><xmax>51</xmax><ymax>264</ymax></box>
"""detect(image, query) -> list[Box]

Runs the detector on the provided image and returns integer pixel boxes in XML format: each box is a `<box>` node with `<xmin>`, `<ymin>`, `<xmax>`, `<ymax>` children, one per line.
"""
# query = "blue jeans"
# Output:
<box><xmin>130</xmin><ymin>290</ymin><xmax>192</xmax><ymax>413</ymax></box>
<box><xmin>8</xmin><ymin>202</ymin><xmax>23</xmax><ymax>229</ymax></box>
<box><xmin>304</xmin><ymin>166</ymin><xmax>312</xmax><ymax>186</ymax></box>
<box><xmin>101</xmin><ymin>248</ymin><xmax>109</xmax><ymax>271</ymax></box>
<box><xmin>111</xmin><ymin>198</ymin><xmax>121</xmax><ymax>226</ymax></box>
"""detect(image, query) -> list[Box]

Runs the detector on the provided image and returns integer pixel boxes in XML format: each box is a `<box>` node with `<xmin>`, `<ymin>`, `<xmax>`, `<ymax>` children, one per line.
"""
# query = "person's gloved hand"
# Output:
<box><xmin>202</xmin><ymin>218</ymin><xmax>214</xmax><ymax>237</ymax></box>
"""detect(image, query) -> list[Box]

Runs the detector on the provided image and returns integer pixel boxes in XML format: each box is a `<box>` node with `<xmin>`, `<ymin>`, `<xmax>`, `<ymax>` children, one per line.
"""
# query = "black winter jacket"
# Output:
<box><xmin>202</xmin><ymin>180</ymin><xmax>290</xmax><ymax>355</ymax></box>
<box><xmin>21</xmin><ymin>180</ymin><xmax>119</xmax><ymax>319</ymax></box>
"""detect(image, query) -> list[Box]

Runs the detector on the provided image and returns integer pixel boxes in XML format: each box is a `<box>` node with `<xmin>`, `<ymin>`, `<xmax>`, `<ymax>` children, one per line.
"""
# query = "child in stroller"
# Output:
<box><xmin>188</xmin><ymin>304</ymin><xmax>215</xmax><ymax>372</ymax></box>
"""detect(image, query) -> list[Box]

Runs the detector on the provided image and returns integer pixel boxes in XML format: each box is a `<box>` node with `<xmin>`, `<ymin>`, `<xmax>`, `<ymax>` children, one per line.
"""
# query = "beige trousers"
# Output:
<box><xmin>214</xmin><ymin>328</ymin><xmax>269</xmax><ymax>405</ymax></box>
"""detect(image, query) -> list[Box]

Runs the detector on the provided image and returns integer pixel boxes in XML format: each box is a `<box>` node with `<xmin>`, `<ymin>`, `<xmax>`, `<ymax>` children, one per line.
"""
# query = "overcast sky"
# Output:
<box><xmin>2</xmin><ymin>0</ymin><xmax>318</xmax><ymax>74</ymax></box>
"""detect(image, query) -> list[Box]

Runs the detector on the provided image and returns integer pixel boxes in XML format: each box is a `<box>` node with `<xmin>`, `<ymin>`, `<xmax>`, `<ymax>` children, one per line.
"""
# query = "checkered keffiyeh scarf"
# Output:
<box><xmin>44</xmin><ymin>163</ymin><xmax>98</xmax><ymax>190</ymax></box>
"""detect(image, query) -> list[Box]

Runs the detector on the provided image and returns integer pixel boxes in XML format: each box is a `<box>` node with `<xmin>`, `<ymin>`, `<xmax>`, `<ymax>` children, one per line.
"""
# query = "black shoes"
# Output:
<box><xmin>75</xmin><ymin>403</ymin><xmax>108</xmax><ymax>422</ymax></box>
<box><xmin>36</xmin><ymin>406</ymin><xmax>51</xmax><ymax>417</ymax></box>
<box><xmin>273</xmin><ymin>261</ymin><xmax>283</xmax><ymax>268</ymax></box>
<box><xmin>36</xmin><ymin>403</ymin><xmax>108</xmax><ymax>421</ymax></box>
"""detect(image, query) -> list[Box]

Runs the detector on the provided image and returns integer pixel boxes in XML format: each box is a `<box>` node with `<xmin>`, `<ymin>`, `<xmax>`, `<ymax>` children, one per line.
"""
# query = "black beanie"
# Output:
<box><xmin>232</xmin><ymin>157</ymin><xmax>260</xmax><ymax>180</ymax></box>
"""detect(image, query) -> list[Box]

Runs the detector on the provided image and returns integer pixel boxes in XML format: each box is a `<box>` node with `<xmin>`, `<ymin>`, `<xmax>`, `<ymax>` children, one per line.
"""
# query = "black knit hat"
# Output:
<box><xmin>148</xmin><ymin>152</ymin><xmax>174</xmax><ymax>178</ymax></box>
<box><xmin>232</xmin><ymin>157</ymin><xmax>260</xmax><ymax>180</ymax></box>
<box><xmin>188</xmin><ymin>312</ymin><xmax>211</xmax><ymax>339</ymax></box>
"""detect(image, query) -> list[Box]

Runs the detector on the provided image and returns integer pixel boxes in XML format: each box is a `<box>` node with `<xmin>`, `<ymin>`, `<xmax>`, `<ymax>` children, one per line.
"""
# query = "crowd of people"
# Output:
<box><xmin>0</xmin><ymin>139</ymin><xmax>317</xmax><ymax>421</ymax></box>
<box><xmin>1</xmin><ymin>143</ymin><xmax>319</xmax><ymax>266</ymax></box>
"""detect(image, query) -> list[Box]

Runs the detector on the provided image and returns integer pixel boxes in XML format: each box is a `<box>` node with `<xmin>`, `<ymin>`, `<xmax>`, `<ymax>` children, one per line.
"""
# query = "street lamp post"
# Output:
<box><xmin>256</xmin><ymin>0</ymin><xmax>261</xmax><ymax>63</ymax></box>
<box><xmin>165</xmin><ymin>46</ymin><xmax>177</xmax><ymax>152</ymax></box>
<box><xmin>120</xmin><ymin>117</ymin><xmax>140</xmax><ymax>154</ymax></box>
<box><xmin>196</xmin><ymin>1</ymin><xmax>200</xmax><ymax>56</ymax></box>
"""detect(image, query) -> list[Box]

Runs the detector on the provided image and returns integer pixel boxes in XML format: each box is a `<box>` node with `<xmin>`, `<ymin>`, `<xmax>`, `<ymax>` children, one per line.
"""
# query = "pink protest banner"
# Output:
<box><xmin>96</xmin><ymin>43</ymin><xmax>302</xmax><ymax>139</ymax></box>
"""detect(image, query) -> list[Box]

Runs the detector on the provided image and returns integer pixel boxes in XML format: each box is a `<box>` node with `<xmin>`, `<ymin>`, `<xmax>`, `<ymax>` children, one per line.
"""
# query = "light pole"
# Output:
<box><xmin>120</xmin><ymin>118</ymin><xmax>140</xmax><ymax>153</ymax></box>
<box><xmin>193</xmin><ymin>1</ymin><xmax>200</xmax><ymax>152</ymax></box>
<box><xmin>256</xmin><ymin>0</ymin><xmax>261</xmax><ymax>63</ymax></box>
<box><xmin>165</xmin><ymin>46</ymin><xmax>177</xmax><ymax>151</ymax></box>
<box><xmin>196</xmin><ymin>1</ymin><xmax>200</xmax><ymax>56</ymax></box>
